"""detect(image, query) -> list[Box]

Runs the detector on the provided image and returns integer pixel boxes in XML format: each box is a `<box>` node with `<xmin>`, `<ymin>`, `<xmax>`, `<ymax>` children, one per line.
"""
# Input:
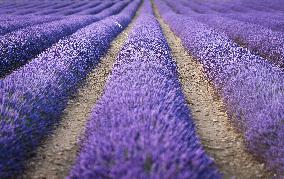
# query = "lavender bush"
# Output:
<box><xmin>168</xmin><ymin>1</ymin><xmax>284</xmax><ymax>68</ymax></box>
<box><xmin>68</xmin><ymin>1</ymin><xmax>221</xmax><ymax>178</ymax></box>
<box><xmin>193</xmin><ymin>15</ymin><xmax>284</xmax><ymax>68</ymax></box>
<box><xmin>94</xmin><ymin>0</ymin><xmax>130</xmax><ymax>19</ymax></box>
<box><xmin>6</xmin><ymin>2</ymin><xmax>48</xmax><ymax>15</ymax></box>
<box><xmin>42</xmin><ymin>1</ymin><xmax>94</xmax><ymax>16</ymax></box>
<box><xmin>0</xmin><ymin>0</ymin><xmax>136</xmax><ymax>78</ymax></box>
<box><xmin>0</xmin><ymin>16</ymin><xmax>97</xmax><ymax>78</ymax></box>
<box><xmin>76</xmin><ymin>1</ymin><xmax>114</xmax><ymax>15</ymax></box>
<box><xmin>0</xmin><ymin>0</ymin><xmax>140</xmax><ymax>177</ymax></box>
<box><xmin>35</xmin><ymin>2</ymin><xmax>77</xmax><ymax>15</ymax></box>
<box><xmin>61</xmin><ymin>2</ymin><xmax>101</xmax><ymax>16</ymax></box>
<box><xmin>155</xmin><ymin>0</ymin><xmax>284</xmax><ymax>174</ymax></box>
<box><xmin>240</xmin><ymin>0</ymin><xmax>284</xmax><ymax>12</ymax></box>
<box><xmin>16</xmin><ymin>2</ymin><xmax>59</xmax><ymax>15</ymax></box>
<box><xmin>0</xmin><ymin>15</ymin><xmax>61</xmax><ymax>36</ymax></box>
<box><xmin>225</xmin><ymin>13</ymin><xmax>284</xmax><ymax>33</ymax></box>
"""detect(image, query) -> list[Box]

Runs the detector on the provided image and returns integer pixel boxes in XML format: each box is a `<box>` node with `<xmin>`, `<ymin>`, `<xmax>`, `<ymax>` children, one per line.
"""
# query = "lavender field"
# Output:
<box><xmin>0</xmin><ymin>0</ymin><xmax>283</xmax><ymax>178</ymax></box>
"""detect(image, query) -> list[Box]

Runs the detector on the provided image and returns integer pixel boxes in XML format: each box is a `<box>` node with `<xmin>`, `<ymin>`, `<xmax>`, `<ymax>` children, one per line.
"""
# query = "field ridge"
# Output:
<box><xmin>153</xmin><ymin>1</ymin><xmax>274</xmax><ymax>178</ymax></box>
<box><xmin>23</xmin><ymin>5</ymin><xmax>142</xmax><ymax>179</ymax></box>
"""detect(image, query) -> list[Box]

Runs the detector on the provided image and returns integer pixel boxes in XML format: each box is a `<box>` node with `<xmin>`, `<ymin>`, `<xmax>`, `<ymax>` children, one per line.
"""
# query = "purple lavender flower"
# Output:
<box><xmin>155</xmin><ymin>0</ymin><xmax>284</xmax><ymax>174</ymax></box>
<box><xmin>0</xmin><ymin>15</ymin><xmax>61</xmax><ymax>35</ymax></box>
<box><xmin>0</xmin><ymin>1</ymin><xmax>140</xmax><ymax>177</ymax></box>
<box><xmin>164</xmin><ymin>1</ymin><xmax>284</xmax><ymax>68</ymax></box>
<box><xmin>0</xmin><ymin>0</ymin><xmax>138</xmax><ymax>78</ymax></box>
<box><xmin>68</xmin><ymin>1</ymin><xmax>221</xmax><ymax>178</ymax></box>
<box><xmin>0</xmin><ymin>16</ymin><xmax>97</xmax><ymax>78</ymax></box>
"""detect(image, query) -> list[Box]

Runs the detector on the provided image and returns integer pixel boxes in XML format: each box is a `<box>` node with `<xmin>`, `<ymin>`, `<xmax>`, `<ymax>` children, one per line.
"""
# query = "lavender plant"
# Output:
<box><xmin>225</xmin><ymin>13</ymin><xmax>284</xmax><ymax>33</ymax></box>
<box><xmin>0</xmin><ymin>16</ymin><xmax>97</xmax><ymax>78</ymax></box>
<box><xmin>194</xmin><ymin>15</ymin><xmax>284</xmax><ymax>68</ymax></box>
<box><xmin>76</xmin><ymin>1</ymin><xmax>115</xmax><ymax>15</ymax></box>
<box><xmin>169</xmin><ymin>2</ymin><xmax>284</xmax><ymax>68</ymax></box>
<box><xmin>0</xmin><ymin>15</ymin><xmax>61</xmax><ymax>36</ymax></box>
<box><xmin>0</xmin><ymin>0</ymin><xmax>140</xmax><ymax>177</ymax></box>
<box><xmin>61</xmin><ymin>2</ymin><xmax>101</xmax><ymax>16</ymax></box>
<box><xmin>68</xmin><ymin>1</ymin><xmax>221</xmax><ymax>178</ymax></box>
<box><xmin>0</xmin><ymin>0</ymin><xmax>136</xmax><ymax>78</ymax></box>
<box><xmin>155</xmin><ymin>0</ymin><xmax>284</xmax><ymax>174</ymax></box>
<box><xmin>94</xmin><ymin>0</ymin><xmax>131</xmax><ymax>19</ymax></box>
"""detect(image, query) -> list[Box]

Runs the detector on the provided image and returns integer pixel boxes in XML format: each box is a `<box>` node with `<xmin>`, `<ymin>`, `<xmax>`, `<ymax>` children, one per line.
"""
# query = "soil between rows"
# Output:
<box><xmin>21</xmin><ymin>2</ymin><xmax>274</xmax><ymax>178</ymax></box>
<box><xmin>152</xmin><ymin>2</ymin><xmax>274</xmax><ymax>178</ymax></box>
<box><xmin>22</xmin><ymin>9</ymin><xmax>141</xmax><ymax>179</ymax></box>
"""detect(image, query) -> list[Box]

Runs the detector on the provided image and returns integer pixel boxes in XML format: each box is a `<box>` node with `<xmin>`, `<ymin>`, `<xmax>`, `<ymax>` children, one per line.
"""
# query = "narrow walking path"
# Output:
<box><xmin>153</xmin><ymin>2</ymin><xmax>274</xmax><ymax>178</ymax></box>
<box><xmin>23</xmin><ymin>8</ymin><xmax>141</xmax><ymax>179</ymax></box>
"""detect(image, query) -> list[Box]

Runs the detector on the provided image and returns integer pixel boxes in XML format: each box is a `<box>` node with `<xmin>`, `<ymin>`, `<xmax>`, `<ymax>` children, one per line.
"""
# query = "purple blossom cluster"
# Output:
<box><xmin>0</xmin><ymin>0</ymin><xmax>140</xmax><ymax>177</ymax></box>
<box><xmin>0</xmin><ymin>15</ymin><xmax>61</xmax><ymax>36</ymax></box>
<box><xmin>194</xmin><ymin>15</ymin><xmax>284</xmax><ymax>68</ymax></box>
<box><xmin>58</xmin><ymin>2</ymin><xmax>101</xmax><ymax>16</ymax></box>
<box><xmin>164</xmin><ymin>0</ymin><xmax>284</xmax><ymax>68</ymax></box>
<box><xmin>155</xmin><ymin>0</ymin><xmax>284</xmax><ymax>175</ymax></box>
<box><xmin>164</xmin><ymin>0</ymin><xmax>267</xmax><ymax>14</ymax></box>
<box><xmin>35</xmin><ymin>1</ymin><xmax>92</xmax><ymax>16</ymax></box>
<box><xmin>0</xmin><ymin>0</ymin><xmax>131</xmax><ymax>16</ymax></box>
<box><xmin>0</xmin><ymin>0</ymin><xmax>135</xmax><ymax>78</ymax></box>
<box><xmin>94</xmin><ymin>0</ymin><xmax>131</xmax><ymax>20</ymax></box>
<box><xmin>240</xmin><ymin>0</ymin><xmax>284</xmax><ymax>12</ymax></box>
<box><xmin>68</xmin><ymin>1</ymin><xmax>221</xmax><ymax>178</ymax></box>
<box><xmin>0</xmin><ymin>16</ymin><xmax>97</xmax><ymax>78</ymax></box>
<box><xmin>76</xmin><ymin>1</ymin><xmax>113</xmax><ymax>15</ymax></box>
<box><xmin>0</xmin><ymin>1</ymin><xmax>47</xmax><ymax>15</ymax></box>
<box><xmin>225</xmin><ymin>13</ymin><xmax>284</xmax><ymax>33</ymax></box>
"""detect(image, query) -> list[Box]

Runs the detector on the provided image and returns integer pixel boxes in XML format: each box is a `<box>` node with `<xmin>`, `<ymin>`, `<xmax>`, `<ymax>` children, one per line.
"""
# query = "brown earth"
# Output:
<box><xmin>152</xmin><ymin>2</ymin><xmax>275</xmax><ymax>179</ymax></box>
<box><xmin>22</xmin><ymin>2</ymin><xmax>275</xmax><ymax>178</ymax></box>
<box><xmin>22</xmin><ymin>8</ymin><xmax>141</xmax><ymax>179</ymax></box>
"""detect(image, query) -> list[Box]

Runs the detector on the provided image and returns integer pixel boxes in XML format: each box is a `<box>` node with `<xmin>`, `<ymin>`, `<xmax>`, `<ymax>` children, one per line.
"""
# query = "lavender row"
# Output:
<box><xmin>196</xmin><ymin>15</ymin><xmax>284</xmax><ymax>68</ymax></box>
<box><xmin>0</xmin><ymin>15</ymin><xmax>61</xmax><ymax>36</ymax></box>
<box><xmin>195</xmin><ymin>0</ymin><xmax>283</xmax><ymax>13</ymax></box>
<box><xmin>164</xmin><ymin>0</ymin><xmax>270</xmax><ymax>14</ymax></box>
<box><xmin>0</xmin><ymin>0</ymin><xmax>132</xmax><ymax>78</ymax></box>
<box><xmin>155</xmin><ymin>0</ymin><xmax>284</xmax><ymax>175</ymax></box>
<box><xmin>34</xmin><ymin>1</ymin><xmax>100</xmax><ymax>16</ymax></box>
<box><xmin>0</xmin><ymin>0</ymin><xmax>140</xmax><ymax>177</ymax></box>
<box><xmin>4</xmin><ymin>1</ymin><xmax>70</xmax><ymax>15</ymax></box>
<box><xmin>202</xmin><ymin>0</ymin><xmax>277</xmax><ymax>13</ymax></box>
<box><xmin>180</xmin><ymin>0</ymin><xmax>217</xmax><ymax>14</ymax></box>
<box><xmin>94</xmin><ymin>0</ymin><xmax>131</xmax><ymax>19</ymax></box>
<box><xmin>75</xmin><ymin>1</ymin><xmax>114</xmax><ymax>15</ymax></box>
<box><xmin>170</xmin><ymin>0</ymin><xmax>284</xmax><ymax>14</ymax></box>
<box><xmin>69</xmin><ymin>1</ymin><xmax>221</xmax><ymax>178</ymax></box>
<box><xmin>169</xmin><ymin>2</ymin><xmax>284</xmax><ymax>68</ymax></box>
<box><xmin>0</xmin><ymin>1</ymin><xmax>44</xmax><ymax>14</ymax></box>
<box><xmin>224</xmin><ymin>13</ymin><xmax>284</xmax><ymax>33</ymax></box>
<box><xmin>9</xmin><ymin>2</ymin><xmax>62</xmax><ymax>16</ymax></box>
<box><xmin>240</xmin><ymin>0</ymin><xmax>284</xmax><ymax>12</ymax></box>
<box><xmin>58</xmin><ymin>1</ymin><xmax>101</xmax><ymax>16</ymax></box>
<box><xmin>1</xmin><ymin>0</ymin><xmax>109</xmax><ymax>16</ymax></box>
<box><xmin>0</xmin><ymin>16</ymin><xmax>97</xmax><ymax>78</ymax></box>
<box><xmin>176</xmin><ymin>0</ymin><xmax>284</xmax><ymax>33</ymax></box>
<box><xmin>0</xmin><ymin>14</ymin><xmax>53</xmax><ymax>22</ymax></box>
<box><xmin>0</xmin><ymin>1</ymin><xmax>65</xmax><ymax>15</ymax></box>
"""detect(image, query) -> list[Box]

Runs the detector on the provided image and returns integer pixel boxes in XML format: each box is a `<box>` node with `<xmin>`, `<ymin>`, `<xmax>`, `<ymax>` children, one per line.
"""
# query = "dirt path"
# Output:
<box><xmin>153</xmin><ymin>3</ymin><xmax>274</xmax><ymax>179</ymax></box>
<box><xmin>23</xmin><ymin>10</ymin><xmax>141</xmax><ymax>179</ymax></box>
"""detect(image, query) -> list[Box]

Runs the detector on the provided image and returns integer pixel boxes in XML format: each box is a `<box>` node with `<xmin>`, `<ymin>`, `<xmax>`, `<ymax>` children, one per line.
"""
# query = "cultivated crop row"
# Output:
<box><xmin>0</xmin><ymin>0</ymin><xmax>283</xmax><ymax>178</ymax></box>
<box><xmin>164</xmin><ymin>0</ymin><xmax>284</xmax><ymax>68</ymax></box>
<box><xmin>0</xmin><ymin>0</ymin><xmax>140</xmax><ymax>177</ymax></box>
<box><xmin>155</xmin><ymin>0</ymin><xmax>284</xmax><ymax>174</ymax></box>
<box><xmin>68</xmin><ymin>1</ymin><xmax>221</xmax><ymax>178</ymax></box>
<box><xmin>0</xmin><ymin>0</ymin><xmax>135</xmax><ymax>78</ymax></box>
